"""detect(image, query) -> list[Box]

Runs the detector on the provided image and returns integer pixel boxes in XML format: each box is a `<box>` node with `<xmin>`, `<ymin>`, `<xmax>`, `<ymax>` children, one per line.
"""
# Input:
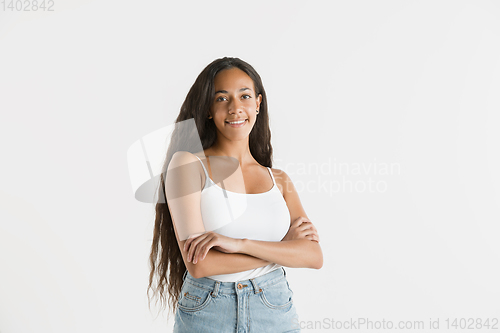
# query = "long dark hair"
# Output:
<box><xmin>147</xmin><ymin>57</ymin><xmax>273</xmax><ymax>317</ymax></box>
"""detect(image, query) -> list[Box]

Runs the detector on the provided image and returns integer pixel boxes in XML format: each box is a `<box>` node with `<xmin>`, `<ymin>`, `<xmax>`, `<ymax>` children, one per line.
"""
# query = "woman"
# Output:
<box><xmin>148</xmin><ymin>57</ymin><xmax>322</xmax><ymax>332</ymax></box>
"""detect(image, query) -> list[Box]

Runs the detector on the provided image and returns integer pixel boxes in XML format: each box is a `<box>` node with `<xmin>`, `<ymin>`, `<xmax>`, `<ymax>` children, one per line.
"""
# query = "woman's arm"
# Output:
<box><xmin>181</xmin><ymin>215</ymin><xmax>322</xmax><ymax>277</ymax></box>
<box><xmin>240</xmin><ymin>238</ymin><xmax>322</xmax><ymax>269</ymax></box>
<box><xmin>179</xmin><ymin>239</ymin><xmax>271</xmax><ymax>279</ymax></box>
<box><xmin>184</xmin><ymin>218</ymin><xmax>323</xmax><ymax>270</ymax></box>
<box><xmin>166</xmin><ymin>151</ymin><xmax>271</xmax><ymax>279</ymax></box>
<box><xmin>240</xmin><ymin>168</ymin><xmax>323</xmax><ymax>268</ymax></box>
<box><xmin>263</xmin><ymin>168</ymin><xmax>323</xmax><ymax>268</ymax></box>
<box><xmin>185</xmin><ymin>168</ymin><xmax>323</xmax><ymax>270</ymax></box>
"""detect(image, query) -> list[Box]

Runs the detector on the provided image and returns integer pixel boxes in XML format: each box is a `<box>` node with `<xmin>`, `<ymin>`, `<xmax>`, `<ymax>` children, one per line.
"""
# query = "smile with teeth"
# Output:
<box><xmin>225</xmin><ymin>119</ymin><xmax>247</xmax><ymax>127</ymax></box>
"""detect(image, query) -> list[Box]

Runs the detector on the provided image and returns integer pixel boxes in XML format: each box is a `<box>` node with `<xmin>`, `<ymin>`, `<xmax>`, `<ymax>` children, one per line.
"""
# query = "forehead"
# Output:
<box><xmin>214</xmin><ymin>67</ymin><xmax>254</xmax><ymax>90</ymax></box>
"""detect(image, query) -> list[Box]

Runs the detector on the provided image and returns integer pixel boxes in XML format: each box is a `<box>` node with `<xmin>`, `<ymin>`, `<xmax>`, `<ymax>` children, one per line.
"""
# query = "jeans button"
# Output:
<box><xmin>237</xmin><ymin>283</ymin><xmax>243</xmax><ymax>289</ymax></box>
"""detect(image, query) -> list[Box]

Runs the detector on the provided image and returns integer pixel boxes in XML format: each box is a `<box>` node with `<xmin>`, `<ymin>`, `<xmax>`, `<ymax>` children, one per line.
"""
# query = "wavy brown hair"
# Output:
<box><xmin>147</xmin><ymin>57</ymin><xmax>274</xmax><ymax>317</ymax></box>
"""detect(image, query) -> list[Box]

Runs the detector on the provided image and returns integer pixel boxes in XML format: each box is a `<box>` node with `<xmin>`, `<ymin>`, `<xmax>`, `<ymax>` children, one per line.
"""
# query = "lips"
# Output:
<box><xmin>225</xmin><ymin>119</ymin><xmax>247</xmax><ymax>128</ymax></box>
<box><xmin>225</xmin><ymin>119</ymin><xmax>247</xmax><ymax>124</ymax></box>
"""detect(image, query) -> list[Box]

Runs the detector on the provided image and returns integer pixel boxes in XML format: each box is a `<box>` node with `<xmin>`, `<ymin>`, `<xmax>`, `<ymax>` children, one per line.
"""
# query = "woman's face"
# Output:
<box><xmin>209</xmin><ymin>67</ymin><xmax>262</xmax><ymax>142</ymax></box>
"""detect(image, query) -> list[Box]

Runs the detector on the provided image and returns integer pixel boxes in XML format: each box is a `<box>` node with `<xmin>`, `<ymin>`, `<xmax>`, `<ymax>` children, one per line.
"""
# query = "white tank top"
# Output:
<box><xmin>194</xmin><ymin>155</ymin><xmax>291</xmax><ymax>282</ymax></box>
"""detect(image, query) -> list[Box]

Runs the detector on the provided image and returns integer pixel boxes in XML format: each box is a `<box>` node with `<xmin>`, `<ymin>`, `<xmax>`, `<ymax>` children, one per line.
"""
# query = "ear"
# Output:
<box><xmin>256</xmin><ymin>93</ymin><xmax>262</xmax><ymax>111</ymax></box>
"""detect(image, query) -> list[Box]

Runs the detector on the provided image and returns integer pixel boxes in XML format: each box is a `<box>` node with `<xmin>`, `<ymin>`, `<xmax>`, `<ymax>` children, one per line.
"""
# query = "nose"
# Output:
<box><xmin>228</xmin><ymin>97</ymin><xmax>244</xmax><ymax>114</ymax></box>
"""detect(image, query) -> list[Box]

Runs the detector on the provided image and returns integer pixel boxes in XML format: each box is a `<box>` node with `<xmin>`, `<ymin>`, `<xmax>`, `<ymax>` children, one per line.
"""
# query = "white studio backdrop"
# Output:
<box><xmin>1</xmin><ymin>1</ymin><xmax>499</xmax><ymax>332</ymax></box>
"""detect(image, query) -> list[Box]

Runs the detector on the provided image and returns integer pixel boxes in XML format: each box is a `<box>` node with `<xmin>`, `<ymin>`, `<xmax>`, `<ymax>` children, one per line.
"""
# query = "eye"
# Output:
<box><xmin>242</xmin><ymin>94</ymin><xmax>251</xmax><ymax>99</ymax></box>
<box><xmin>216</xmin><ymin>96</ymin><xmax>227</xmax><ymax>102</ymax></box>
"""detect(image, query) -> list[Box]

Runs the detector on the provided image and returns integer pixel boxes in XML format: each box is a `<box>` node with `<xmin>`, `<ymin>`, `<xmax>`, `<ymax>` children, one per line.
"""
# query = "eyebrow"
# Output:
<box><xmin>215</xmin><ymin>87</ymin><xmax>253</xmax><ymax>95</ymax></box>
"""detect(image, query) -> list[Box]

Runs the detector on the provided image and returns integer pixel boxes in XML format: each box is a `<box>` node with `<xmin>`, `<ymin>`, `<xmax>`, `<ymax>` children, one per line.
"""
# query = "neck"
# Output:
<box><xmin>209</xmin><ymin>137</ymin><xmax>254</xmax><ymax>167</ymax></box>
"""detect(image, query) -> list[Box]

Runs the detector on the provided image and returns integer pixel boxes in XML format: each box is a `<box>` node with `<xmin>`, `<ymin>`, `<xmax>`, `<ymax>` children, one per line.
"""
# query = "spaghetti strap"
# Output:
<box><xmin>266</xmin><ymin>167</ymin><xmax>276</xmax><ymax>187</ymax></box>
<box><xmin>194</xmin><ymin>155</ymin><xmax>275</xmax><ymax>193</ymax></box>
<box><xmin>194</xmin><ymin>155</ymin><xmax>209</xmax><ymax>178</ymax></box>
<box><xmin>193</xmin><ymin>154</ymin><xmax>211</xmax><ymax>191</ymax></box>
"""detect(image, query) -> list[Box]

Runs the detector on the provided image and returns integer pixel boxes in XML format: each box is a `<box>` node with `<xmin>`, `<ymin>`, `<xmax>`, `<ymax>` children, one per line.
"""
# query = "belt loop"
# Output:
<box><xmin>250</xmin><ymin>278</ymin><xmax>262</xmax><ymax>294</ymax></box>
<box><xmin>211</xmin><ymin>281</ymin><xmax>220</xmax><ymax>297</ymax></box>
<box><xmin>182</xmin><ymin>270</ymin><xmax>188</xmax><ymax>281</ymax></box>
<box><xmin>282</xmin><ymin>267</ymin><xmax>286</xmax><ymax>277</ymax></box>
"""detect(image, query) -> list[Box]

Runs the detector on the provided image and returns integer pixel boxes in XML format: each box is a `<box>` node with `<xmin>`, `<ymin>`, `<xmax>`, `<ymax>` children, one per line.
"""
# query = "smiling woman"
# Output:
<box><xmin>147</xmin><ymin>57</ymin><xmax>322</xmax><ymax>333</ymax></box>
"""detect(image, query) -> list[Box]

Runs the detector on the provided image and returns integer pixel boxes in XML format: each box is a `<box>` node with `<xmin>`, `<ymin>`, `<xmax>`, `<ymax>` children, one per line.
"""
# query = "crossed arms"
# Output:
<box><xmin>166</xmin><ymin>151</ymin><xmax>323</xmax><ymax>279</ymax></box>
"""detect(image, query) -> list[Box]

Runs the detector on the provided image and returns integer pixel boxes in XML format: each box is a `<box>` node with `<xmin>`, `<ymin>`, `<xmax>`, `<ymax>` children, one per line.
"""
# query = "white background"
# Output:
<box><xmin>1</xmin><ymin>1</ymin><xmax>499</xmax><ymax>332</ymax></box>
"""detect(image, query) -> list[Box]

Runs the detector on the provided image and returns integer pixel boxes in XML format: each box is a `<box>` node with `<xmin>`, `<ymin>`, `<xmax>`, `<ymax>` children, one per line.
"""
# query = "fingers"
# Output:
<box><xmin>298</xmin><ymin>221</ymin><xmax>320</xmax><ymax>241</ymax></box>
<box><xmin>193</xmin><ymin>234</ymin><xmax>217</xmax><ymax>264</ymax></box>
<box><xmin>303</xmin><ymin>223</ymin><xmax>319</xmax><ymax>242</ymax></box>
<box><xmin>185</xmin><ymin>233</ymin><xmax>209</xmax><ymax>263</ymax></box>
<box><xmin>300</xmin><ymin>229</ymin><xmax>319</xmax><ymax>241</ymax></box>
<box><xmin>184</xmin><ymin>236</ymin><xmax>195</xmax><ymax>257</ymax></box>
<box><xmin>184</xmin><ymin>232</ymin><xmax>221</xmax><ymax>264</ymax></box>
<box><xmin>291</xmin><ymin>216</ymin><xmax>310</xmax><ymax>228</ymax></box>
<box><xmin>285</xmin><ymin>218</ymin><xmax>321</xmax><ymax>242</ymax></box>
<box><xmin>183</xmin><ymin>238</ymin><xmax>192</xmax><ymax>252</ymax></box>
<box><xmin>183</xmin><ymin>232</ymin><xmax>204</xmax><ymax>252</ymax></box>
<box><xmin>304</xmin><ymin>232</ymin><xmax>320</xmax><ymax>242</ymax></box>
<box><xmin>296</xmin><ymin>221</ymin><xmax>313</xmax><ymax>230</ymax></box>
<box><xmin>295</xmin><ymin>221</ymin><xmax>320</xmax><ymax>242</ymax></box>
<box><xmin>295</xmin><ymin>222</ymin><xmax>315</xmax><ymax>234</ymax></box>
<box><xmin>305</xmin><ymin>227</ymin><xmax>320</xmax><ymax>242</ymax></box>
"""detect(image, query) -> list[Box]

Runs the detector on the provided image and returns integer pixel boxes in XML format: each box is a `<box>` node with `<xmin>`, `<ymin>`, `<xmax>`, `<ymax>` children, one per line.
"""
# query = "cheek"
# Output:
<box><xmin>213</xmin><ymin>115</ymin><xmax>229</xmax><ymax>128</ymax></box>
<box><xmin>211</xmin><ymin>109</ymin><xmax>224</xmax><ymax>120</ymax></box>
<box><xmin>243</xmin><ymin>99</ymin><xmax>257</xmax><ymax>108</ymax></box>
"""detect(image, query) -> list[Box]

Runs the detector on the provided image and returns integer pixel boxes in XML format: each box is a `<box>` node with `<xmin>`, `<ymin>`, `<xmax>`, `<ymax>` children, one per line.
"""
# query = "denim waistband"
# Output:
<box><xmin>182</xmin><ymin>267</ymin><xmax>287</xmax><ymax>296</ymax></box>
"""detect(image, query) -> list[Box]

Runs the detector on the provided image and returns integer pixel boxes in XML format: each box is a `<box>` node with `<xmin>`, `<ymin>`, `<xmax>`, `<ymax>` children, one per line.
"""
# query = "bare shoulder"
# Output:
<box><xmin>170</xmin><ymin>150</ymin><xmax>193</xmax><ymax>161</ymax></box>
<box><xmin>270</xmin><ymin>167</ymin><xmax>309</xmax><ymax>222</ymax></box>
<box><xmin>270</xmin><ymin>167</ymin><xmax>287</xmax><ymax>196</ymax></box>
<box><xmin>269</xmin><ymin>168</ymin><xmax>296</xmax><ymax>197</ymax></box>
<box><xmin>168</xmin><ymin>151</ymin><xmax>204</xmax><ymax>184</ymax></box>
<box><xmin>169</xmin><ymin>151</ymin><xmax>200</xmax><ymax>168</ymax></box>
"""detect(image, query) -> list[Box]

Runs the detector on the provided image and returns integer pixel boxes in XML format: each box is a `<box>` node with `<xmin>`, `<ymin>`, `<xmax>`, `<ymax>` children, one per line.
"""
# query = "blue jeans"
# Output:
<box><xmin>173</xmin><ymin>267</ymin><xmax>301</xmax><ymax>333</ymax></box>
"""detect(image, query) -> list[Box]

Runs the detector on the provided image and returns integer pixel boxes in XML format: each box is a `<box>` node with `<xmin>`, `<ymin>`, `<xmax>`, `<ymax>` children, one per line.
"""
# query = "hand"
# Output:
<box><xmin>281</xmin><ymin>216</ymin><xmax>320</xmax><ymax>243</ymax></box>
<box><xmin>183</xmin><ymin>231</ymin><xmax>243</xmax><ymax>264</ymax></box>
